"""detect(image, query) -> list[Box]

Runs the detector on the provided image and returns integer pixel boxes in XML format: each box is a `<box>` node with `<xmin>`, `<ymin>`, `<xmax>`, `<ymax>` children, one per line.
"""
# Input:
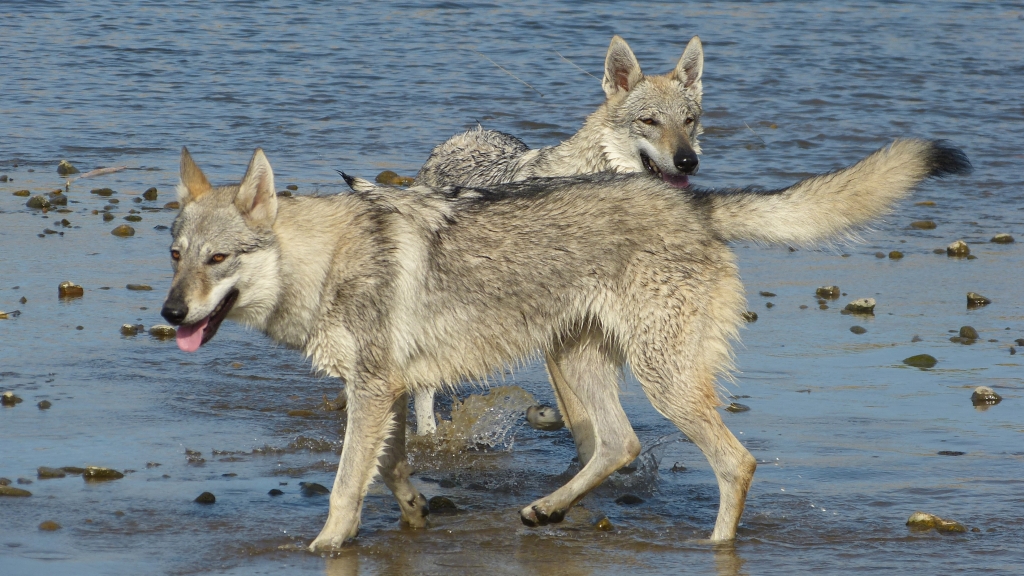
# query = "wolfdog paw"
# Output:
<box><xmin>399</xmin><ymin>492</ymin><xmax>430</xmax><ymax>528</ymax></box>
<box><xmin>519</xmin><ymin>503</ymin><xmax>566</xmax><ymax>527</ymax></box>
<box><xmin>308</xmin><ymin>522</ymin><xmax>359</xmax><ymax>552</ymax></box>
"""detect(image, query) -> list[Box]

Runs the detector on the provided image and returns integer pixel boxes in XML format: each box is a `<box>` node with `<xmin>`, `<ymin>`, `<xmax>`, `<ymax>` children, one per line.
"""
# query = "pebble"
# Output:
<box><xmin>58</xmin><ymin>281</ymin><xmax>84</xmax><ymax>298</ymax></box>
<box><xmin>843</xmin><ymin>298</ymin><xmax>876</xmax><ymax>314</ymax></box>
<box><xmin>725</xmin><ymin>402</ymin><xmax>750</xmax><ymax>413</ymax></box>
<box><xmin>914</xmin><ymin>201</ymin><xmax>936</xmax><ymax>206</ymax></box>
<box><xmin>759</xmin><ymin>291</ymin><xmax>776</xmax><ymax>297</ymax></box>
<box><xmin>741</xmin><ymin>311</ymin><xmax>758</xmax><ymax>322</ymax></box>
<box><xmin>910</xmin><ymin>220</ymin><xmax>936</xmax><ymax>229</ymax></box>
<box><xmin>615</xmin><ymin>494</ymin><xmax>644</xmax><ymax>505</ymax></box>
<box><xmin>111</xmin><ymin>224</ymin><xmax>135</xmax><ymax>237</ymax></box>
<box><xmin>195</xmin><ymin>492</ymin><xmax>216</xmax><ymax>504</ymax></box>
<box><xmin>26</xmin><ymin>195</ymin><xmax>51</xmax><ymax>209</ymax></box>
<box><xmin>37</xmin><ymin>467</ymin><xmax>66</xmax><ymax>479</ymax></box>
<box><xmin>286</xmin><ymin>184</ymin><xmax>298</xmax><ymax>191</ymax></box>
<box><xmin>38</xmin><ymin>520</ymin><xmax>62</xmax><ymax>531</ymax></box>
<box><xmin>0</xmin><ymin>486</ymin><xmax>32</xmax><ymax>497</ymax></box>
<box><xmin>142</xmin><ymin>187</ymin><xmax>159</xmax><ymax>200</ymax></box>
<box><xmin>938</xmin><ymin>451</ymin><xmax>966</xmax><ymax>456</ymax></box>
<box><xmin>874</xmin><ymin>251</ymin><xmax>885</xmax><ymax>258</ymax></box>
<box><xmin>971</xmin><ymin>386</ymin><xmax>1002</xmax><ymax>406</ymax></box>
<box><xmin>907</xmin><ymin>511</ymin><xmax>966</xmax><ymax>533</ymax></box>
<box><xmin>38</xmin><ymin>400</ymin><xmax>52</xmax><ymax>409</ymax></box>
<box><xmin>120</xmin><ymin>324</ymin><xmax>144</xmax><ymax>336</ymax></box>
<box><xmin>428</xmin><ymin>496</ymin><xmax>458</xmax><ymax>513</ymax></box>
<box><xmin>946</xmin><ymin>240</ymin><xmax>970</xmax><ymax>257</ymax></box>
<box><xmin>903</xmin><ymin>354</ymin><xmax>937</xmax><ymax>369</ymax></box>
<box><xmin>13</xmin><ymin>189</ymin><xmax>31</xmax><ymax>197</ymax></box>
<box><xmin>57</xmin><ymin>160</ymin><xmax>79</xmax><ymax>175</ymax></box>
<box><xmin>90</xmin><ymin>187</ymin><xmax>115</xmax><ymax>196</ymax></box>
<box><xmin>300</xmin><ymin>482</ymin><xmax>330</xmax><ymax>496</ymax></box>
<box><xmin>888</xmin><ymin>251</ymin><xmax>904</xmax><ymax>259</ymax></box>
<box><xmin>164</xmin><ymin>201</ymin><xmax>180</xmax><ymax>210</ymax></box>
<box><xmin>990</xmin><ymin>233</ymin><xmax>1014</xmax><ymax>244</ymax></box>
<box><xmin>850</xmin><ymin>326</ymin><xmax>867</xmax><ymax>334</ymax></box>
<box><xmin>595</xmin><ymin>517</ymin><xmax>614</xmax><ymax>531</ymax></box>
<box><xmin>124</xmin><ymin>215</ymin><xmax>142</xmax><ymax>222</ymax></box>
<box><xmin>102</xmin><ymin>212</ymin><xmax>115</xmax><ymax>222</ymax></box>
<box><xmin>375</xmin><ymin>170</ymin><xmax>415</xmax><ymax>186</ymax></box>
<box><xmin>966</xmin><ymin>292</ymin><xmax>991</xmax><ymax>309</ymax></box>
<box><xmin>268</xmin><ymin>488</ymin><xmax>284</xmax><ymax>496</ymax></box>
<box><xmin>126</xmin><ymin>284</ymin><xmax>152</xmax><ymax>291</ymax></box>
<box><xmin>82</xmin><ymin>466</ymin><xmax>124</xmax><ymax>481</ymax></box>
<box><xmin>149</xmin><ymin>325</ymin><xmax>177</xmax><ymax>339</ymax></box>
<box><xmin>2</xmin><ymin>391</ymin><xmax>23</xmax><ymax>406</ymax></box>
<box><xmin>959</xmin><ymin>326</ymin><xmax>979</xmax><ymax>340</ymax></box>
<box><xmin>526</xmin><ymin>405</ymin><xmax>565</xmax><ymax>431</ymax></box>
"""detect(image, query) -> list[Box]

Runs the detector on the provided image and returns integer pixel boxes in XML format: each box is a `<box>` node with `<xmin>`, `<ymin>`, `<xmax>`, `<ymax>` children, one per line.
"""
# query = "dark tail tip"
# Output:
<box><xmin>928</xmin><ymin>140</ymin><xmax>972</xmax><ymax>178</ymax></box>
<box><xmin>335</xmin><ymin>169</ymin><xmax>358</xmax><ymax>189</ymax></box>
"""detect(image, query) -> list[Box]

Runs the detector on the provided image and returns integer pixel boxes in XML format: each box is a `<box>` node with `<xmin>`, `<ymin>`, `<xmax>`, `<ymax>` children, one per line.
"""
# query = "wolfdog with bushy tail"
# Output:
<box><xmin>162</xmin><ymin>139</ymin><xmax>969</xmax><ymax>550</ymax></box>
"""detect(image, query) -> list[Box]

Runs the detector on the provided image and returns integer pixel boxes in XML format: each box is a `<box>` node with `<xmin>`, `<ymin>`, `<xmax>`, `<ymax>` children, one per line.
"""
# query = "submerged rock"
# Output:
<box><xmin>58</xmin><ymin>281</ymin><xmax>84</xmax><ymax>298</ymax></box>
<box><xmin>959</xmin><ymin>326</ymin><xmax>979</xmax><ymax>340</ymax></box>
<box><xmin>90</xmin><ymin>187</ymin><xmax>115</xmax><ymax>196</ymax></box>
<box><xmin>741</xmin><ymin>311</ymin><xmax>758</xmax><ymax>322</ymax></box>
<box><xmin>526</xmin><ymin>405</ymin><xmax>564</xmax><ymax>431</ymax></box>
<box><xmin>142</xmin><ymin>187</ymin><xmax>159</xmax><ymax>200</ymax></box>
<box><xmin>615</xmin><ymin>494</ymin><xmax>644</xmax><ymax>505</ymax></box>
<box><xmin>850</xmin><ymin>326</ymin><xmax>867</xmax><ymax>334</ymax></box>
<box><xmin>0</xmin><ymin>486</ymin><xmax>32</xmax><ymax>497</ymax></box>
<box><xmin>149</xmin><ymin>325</ymin><xmax>177</xmax><ymax>339</ymax></box>
<box><xmin>38</xmin><ymin>520</ymin><xmax>62</xmax><ymax>531</ymax></box>
<box><xmin>38</xmin><ymin>400</ymin><xmax>52</xmax><ymax>409</ymax></box>
<box><xmin>971</xmin><ymin>386</ymin><xmax>1002</xmax><ymax>407</ymax></box>
<box><xmin>126</xmin><ymin>284</ymin><xmax>152</xmax><ymax>291</ymax></box>
<box><xmin>903</xmin><ymin>354</ymin><xmax>937</xmax><ymax>369</ymax></box>
<box><xmin>110</xmin><ymin>224</ymin><xmax>135</xmax><ymax>237</ymax></box>
<box><xmin>268</xmin><ymin>488</ymin><xmax>284</xmax><ymax>496</ymax></box>
<box><xmin>816</xmin><ymin>285</ymin><xmax>840</xmax><ymax>299</ymax></box>
<box><xmin>300</xmin><ymin>482</ymin><xmax>330</xmax><ymax>496</ymax></box>
<box><xmin>37</xmin><ymin>467</ymin><xmax>66</xmax><ymax>479</ymax></box>
<box><xmin>595</xmin><ymin>517</ymin><xmax>614</xmax><ymax>531</ymax></box>
<box><xmin>888</xmin><ymin>251</ymin><xmax>904</xmax><ymax>259</ymax></box>
<box><xmin>13</xmin><ymin>189</ymin><xmax>31</xmax><ymax>197</ymax></box>
<box><xmin>428</xmin><ymin>495</ymin><xmax>458</xmax><ymax>514</ymax></box>
<box><xmin>966</xmin><ymin>292</ymin><xmax>991</xmax><ymax>309</ymax></box>
<box><xmin>194</xmin><ymin>492</ymin><xmax>216</xmax><ymax>504</ymax></box>
<box><xmin>57</xmin><ymin>160</ymin><xmax>79</xmax><ymax>176</ymax></box>
<box><xmin>120</xmin><ymin>324</ymin><xmax>143</xmax><ymax>336</ymax></box>
<box><xmin>844</xmin><ymin>298</ymin><xmax>876</xmax><ymax>315</ymax></box>
<box><xmin>910</xmin><ymin>220</ymin><xmax>936</xmax><ymax>229</ymax></box>
<box><xmin>725</xmin><ymin>402</ymin><xmax>750</xmax><ymax>413</ymax></box>
<box><xmin>946</xmin><ymin>240</ymin><xmax>970</xmax><ymax>257</ymax></box>
<box><xmin>26</xmin><ymin>195</ymin><xmax>51</xmax><ymax>209</ymax></box>
<box><xmin>2</xmin><ymin>391</ymin><xmax>23</xmax><ymax>406</ymax></box>
<box><xmin>375</xmin><ymin>170</ymin><xmax>415</xmax><ymax>186</ymax></box>
<box><xmin>82</xmin><ymin>466</ymin><xmax>124</xmax><ymax>481</ymax></box>
<box><xmin>990</xmin><ymin>233</ymin><xmax>1014</xmax><ymax>244</ymax></box>
<box><xmin>907</xmin><ymin>511</ymin><xmax>966</xmax><ymax>533</ymax></box>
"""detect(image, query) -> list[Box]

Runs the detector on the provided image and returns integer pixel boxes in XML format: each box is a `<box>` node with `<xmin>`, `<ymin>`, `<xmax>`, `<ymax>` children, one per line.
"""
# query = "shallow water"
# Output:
<box><xmin>2</xmin><ymin>1</ymin><xmax>1023</xmax><ymax>574</ymax></box>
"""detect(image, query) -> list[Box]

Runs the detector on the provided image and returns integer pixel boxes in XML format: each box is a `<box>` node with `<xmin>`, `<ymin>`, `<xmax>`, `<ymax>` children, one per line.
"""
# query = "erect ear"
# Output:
<box><xmin>235</xmin><ymin>148</ymin><xmax>278</xmax><ymax>229</ymax></box>
<box><xmin>673</xmin><ymin>36</ymin><xmax>703</xmax><ymax>95</ymax></box>
<box><xmin>178</xmin><ymin>147</ymin><xmax>212</xmax><ymax>205</ymax></box>
<box><xmin>602</xmin><ymin>35</ymin><xmax>643</xmax><ymax>98</ymax></box>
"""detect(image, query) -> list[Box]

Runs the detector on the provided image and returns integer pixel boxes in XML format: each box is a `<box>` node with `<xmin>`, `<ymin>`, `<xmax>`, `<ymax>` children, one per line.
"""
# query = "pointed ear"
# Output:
<box><xmin>178</xmin><ymin>147</ymin><xmax>212</xmax><ymax>205</ymax></box>
<box><xmin>602</xmin><ymin>35</ymin><xmax>643</xmax><ymax>98</ymax></box>
<box><xmin>235</xmin><ymin>148</ymin><xmax>278</xmax><ymax>229</ymax></box>
<box><xmin>673</xmin><ymin>36</ymin><xmax>703</xmax><ymax>95</ymax></box>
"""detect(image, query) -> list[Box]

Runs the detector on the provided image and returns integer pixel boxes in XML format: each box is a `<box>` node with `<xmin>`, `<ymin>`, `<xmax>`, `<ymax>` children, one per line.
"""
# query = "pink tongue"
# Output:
<box><xmin>663</xmin><ymin>173</ymin><xmax>690</xmax><ymax>188</ymax></box>
<box><xmin>175</xmin><ymin>317</ymin><xmax>209</xmax><ymax>353</ymax></box>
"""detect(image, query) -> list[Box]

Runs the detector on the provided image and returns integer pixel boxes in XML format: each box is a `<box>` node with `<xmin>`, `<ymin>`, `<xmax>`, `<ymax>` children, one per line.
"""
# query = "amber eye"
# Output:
<box><xmin>209</xmin><ymin>253</ymin><xmax>227</xmax><ymax>264</ymax></box>
<box><xmin>170</xmin><ymin>250</ymin><xmax>180</xmax><ymax>261</ymax></box>
<box><xmin>639</xmin><ymin>117</ymin><xmax>658</xmax><ymax>126</ymax></box>
<box><xmin>685</xmin><ymin>117</ymin><xmax>695</xmax><ymax>125</ymax></box>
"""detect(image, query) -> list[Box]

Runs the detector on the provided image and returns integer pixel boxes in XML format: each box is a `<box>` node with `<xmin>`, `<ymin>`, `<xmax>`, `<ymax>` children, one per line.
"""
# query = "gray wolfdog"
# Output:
<box><xmin>161</xmin><ymin>140</ymin><xmax>968</xmax><ymax>550</ymax></box>
<box><xmin>404</xmin><ymin>34</ymin><xmax>704</xmax><ymax>434</ymax></box>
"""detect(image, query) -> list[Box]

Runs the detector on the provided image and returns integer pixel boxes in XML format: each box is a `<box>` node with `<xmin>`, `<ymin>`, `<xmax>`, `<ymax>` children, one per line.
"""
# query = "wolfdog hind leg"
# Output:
<box><xmin>413</xmin><ymin>389</ymin><xmax>437</xmax><ymax>435</ymax></box>
<box><xmin>309</xmin><ymin>383</ymin><xmax>402</xmax><ymax>551</ymax></box>
<box><xmin>379</xmin><ymin>392</ymin><xmax>429</xmax><ymax>527</ymax></box>
<box><xmin>521</xmin><ymin>327</ymin><xmax>639</xmax><ymax>527</ymax></box>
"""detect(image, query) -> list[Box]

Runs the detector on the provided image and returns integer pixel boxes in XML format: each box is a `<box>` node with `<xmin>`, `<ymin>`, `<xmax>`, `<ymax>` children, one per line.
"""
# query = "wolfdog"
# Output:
<box><xmin>161</xmin><ymin>140</ymin><xmax>968</xmax><ymax>550</ymax></box>
<box><xmin>406</xmin><ymin>34</ymin><xmax>704</xmax><ymax>434</ymax></box>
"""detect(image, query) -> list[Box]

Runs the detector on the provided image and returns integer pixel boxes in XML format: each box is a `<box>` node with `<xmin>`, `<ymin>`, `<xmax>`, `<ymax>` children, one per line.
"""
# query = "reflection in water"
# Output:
<box><xmin>713</xmin><ymin>543</ymin><xmax>748</xmax><ymax>576</ymax></box>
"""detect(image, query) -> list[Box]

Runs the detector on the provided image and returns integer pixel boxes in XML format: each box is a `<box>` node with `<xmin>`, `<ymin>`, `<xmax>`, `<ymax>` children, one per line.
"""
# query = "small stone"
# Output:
<box><xmin>111</xmin><ymin>224</ymin><xmax>135</xmax><ymax>237</ymax></box>
<box><xmin>874</xmin><ymin>251</ymin><xmax>885</xmax><ymax>258</ymax></box>
<box><xmin>799</xmin><ymin>305</ymin><xmax>808</xmax><ymax>309</ymax></box>
<box><xmin>937</xmin><ymin>451</ymin><xmax>966</xmax><ymax>456</ymax></box>
<box><xmin>375</xmin><ymin>170</ymin><xmax>415</xmax><ymax>186</ymax></box>
<box><xmin>765</xmin><ymin>302</ymin><xmax>774</xmax><ymax>309</ymax></box>
<box><xmin>47</xmin><ymin>192</ymin><xmax>67</xmax><ymax>206</ymax></box>
<box><xmin>844</xmin><ymin>298</ymin><xmax>876</xmax><ymax>314</ymax></box>
<box><xmin>615</xmin><ymin>494</ymin><xmax>644</xmax><ymax>505</ymax></box>
<box><xmin>268</xmin><ymin>488</ymin><xmax>284</xmax><ymax>496</ymax></box>
<box><xmin>285</xmin><ymin>184</ymin><xmax>298</xmax><ymax>191</ymax></box>
<box><xmin>428</xmin><ymin>495</ymin><xmax>458</xmax><ymax>513</ymax></box>
<box><xmin>1011</xmin><ymin>346</ymin><xmax>1017</xmax><ymax>355</ymax></box>
<box><xmin>990</xmin><ymin>233</ymin><xmax>1014</xmax><ymax>244</ymax></box>
<box><xmin>966</xmin><ymin>292</ymin><xmax>991</xmax><ymax>309</ymax></box>
<box><xmin>37</xmin><ymin>467</ymin><xmax>66</xmax><ymax>479</ymax></box>
<box><xmin>17</xmin><ymin>478</ymin><xmax>32</xmax><ymax>485</ymax></box>
<box><xmin>120</xmin><ymin>324</ymin><xmax>144</xmax><ymax>336</ymax></box>
<box><xmin>1016</xmin><ymin>339</ymin><xmax>1024</xmax><ymax>347</ymax></box>
<box><xmin>888</xmin><ymin>251</ymin><xmax>904</xmax><ymax>259</ymax></box>
<box><xmin>816</xmin><ymin>286</ymin><xmax>840</xmax><ymax>299</ymax></box>
<box><xmin>725</xmin><ymin>402</ymin><xmax>750</xmax><ymax>413</ymax></box>
<box><xmin>194</xmin><ymin>492</ymin><xmax>216</xmax><ymax>504</ymax></box>
<box><xmin>946</xmin><ymin>240</ymin><xmax>970</xmax><ymax>257</ymax></box>
<box><xmin>670</xmin><ymin>462</ymin><xmax>687</xmax><ymax>472</ymax></box>
<box><xmin>164</xmin><ymin>201</ymin><xmax>180</xmax><ymax>210</ymax></box>
<box><xmin>910</xmin><ymin>220</ymin><xmax>937</xmax><ymax>229</ymax></box>
<box><xmin>26</xmin><ymin>195</ymin><xmax>51</xmax><ymax>209</ymax></box>
<box><xmin>0</xmin><ymin>486</ymin><xmax>32</xmax><ymax>497</ymax></box>
<box><xmin>850</xmin><ymin>326</ymin><xmax>867</xmax><ymax>334</ymax></box>
<box><xmin>971</xmin><ymin>386</ymin><xmax>1002</xmax><ymax>406</ymax></box>
<box><xmin>595</xmin><ymin>517</ymin><xmax>613</xmax><ymax>531</ymax></box>
<box><xmin>300</xmin><ymin>482</ymin><xmax>330</xmax><ymax>496</ymax></box>
<box><xmin>914</xmin><ymin>201</ymin><xmax>936</xmax><ymax>206</ymax></box>
<box><xmin>741</xmin><ymin>311</ymin><xmax>758</xmax><ymax>322</ymax></box>
<box><xmin>124</xmin><ymin>215</ymin><xmax>142</xmax><ymax>222</ymax></box>
<box><xmin>90</xmin><ymin>187</ymin><xmax>115</xmax><ymax>196</ymax></box>
<box><xmin>759</xmin><ymin>291</ymin><xmax>776</xmax><ymax>297</ymax></box>
<box><xmin>907</xmin><ymin>511</ymin><xmax>966</xmax><ymax>533</ymax></box>
<box><xmin>526</xmin><ymin>405</ymin><xmax>564</xmax><ymax>431</ymax></box>
<box><xmin>2</xmin><ymin>391</ymin><xmax>23</xmax><ymax>406</ymax></box>
<box><xmin>0</xmin><ymin>175</ymin><xmax>7</xmax><ymax>182</ymax></box>
<box><xmin>903</xmin><ymin>354</ymin><xmax>937</xmax><ymax>369</ymax></box>
<box><xmin>57</xmin><ymin>160</ymin><xmax>79</xmax><ymax>175</ymax></box>
<box><xmin>102</xmin><ymin>212</ymin><xmax>115</xmax><ymax>222</ymax></box>
<box><xmin>142</xmin><ymin>187</ymin><xmax>158</xmax><ymax>200</ymax></box>
<box><xmin>126</xmin><ymin>284</ymin><xmax>152</xmax><ymax>291</ymax></box>
<box><xmin>38</xmin><ymin>400</ymin><xmax>52</xmax><ymax>409</ymax></box>
<box><xmin>82</xmin><ymin>466</ymin><xmax>124</xmax><ymax>481</ymax></box>
<box><xmin>959</xmin><ymin>326</ymin><xmax>979</xmax><ymax>340</ymax></box>
<box><xmin>13</xmin><ymin>189</ymin><xmax>31</xmax><ymax>197</ymax></box>
<box><xmin>149</xmin><ymin>325</ymin><xmax>176</xmax><ymax>339</ymax></box>
<box><xmin>277</xmin><ymin>190</ymin><xmax>292</xmax><ymax>197</ymax></box>
<box><xmin>38</xmin><ymin>520</ymin><xmax>62</xmax><ymax>531</ymax></box>
<box><xmin>0</xmin><ymin>478</ymin><xmax>9</xmax><ymax>485</ymax></box>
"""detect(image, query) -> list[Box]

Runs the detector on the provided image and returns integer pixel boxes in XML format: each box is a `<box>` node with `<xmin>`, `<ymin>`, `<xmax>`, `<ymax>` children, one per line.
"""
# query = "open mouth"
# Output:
<box><xmin>175</xmin><ymin>288</ymin><xmax>238</xmax><ymax>353</ymax></box>
<box><xmin>640</xmin><ymin>152</ymin><xmax>690</xmax><ymax>189</ymax></box>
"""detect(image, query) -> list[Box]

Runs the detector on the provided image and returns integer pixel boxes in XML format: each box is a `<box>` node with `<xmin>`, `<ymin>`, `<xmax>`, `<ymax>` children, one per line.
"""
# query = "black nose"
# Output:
<box><xmin>674</xmin><ymin>150</ymin><xmax>699</xmax><ymax>174</ymax></box>
<box><xmin>161</xmin><ymin>301</ymin><xmax>188</xmax><ymax>325</ymax></box>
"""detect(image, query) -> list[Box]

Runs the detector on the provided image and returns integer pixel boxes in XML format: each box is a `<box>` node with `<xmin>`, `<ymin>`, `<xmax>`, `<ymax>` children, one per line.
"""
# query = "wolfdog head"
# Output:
<box><xmin>161</xmin><ymin>148</ymin><xmax>281</xmax><ymax>352</ymax></box>
<box><xmin>598</xmin><ymin>35</ymin><xmax>703</xmax><ymax>188</ymax></box>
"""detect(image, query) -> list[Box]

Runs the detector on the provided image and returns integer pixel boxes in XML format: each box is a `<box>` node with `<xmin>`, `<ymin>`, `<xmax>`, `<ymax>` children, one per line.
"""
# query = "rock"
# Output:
<box><xmin>816</xmin><ymin>286</ymin><xmax>840</xmax><ymax>299</ymax></box>
<box><xmin>142</xmin><ymin>187</ymin><xmax>158</xmax><ymax>200</ymax></box>
<box><xmin>13</xmin><ymin>190</ymin><xmax>31</xmax><ymax>197</ymax></box>
<box><xmin>903</xmin><ymin>354</ymin><xmax>937</xmax><ymax>369</ymax></box>
<box><xmin>149</xmin><ymin>325</ymin><xmax>176</xmax><ymax>339</ymax></box>
<box><xmin>765</xmin><ymin>302</ymin><xmax>774</xmax><ymax>309</ymax></box>
<box><xmin>277</xmin><ymin>190</ymin><xmax>292</xmax><ymax>197</ymax></box>
<box><xmin>2</xmin><ymin>391</ymin><xmax>23</xmax><ymax>406</ymax></box>
<box><xmin>844</xmin><ymin>298</ymin><xmax>876</xmax><ymax>314</ymax></box>
<box><xmin>959</xmin><ymin>326</ymin><xmax>979</xmax><ymax>340</ymax></box>
<box><xmin>759</xmin><ymin>291</ymin><xmax>776</xmax><ymax>297</ymax></box>
<box><xmin>124</xmin><ymin>215</ymin><xmax>142</xmax><ymax>222</ymax></box>
<box><xmin>0</xmin><ymin>478</ymin><xmax>9</xmax><ymax>485</ymax></box>
<box><xmin>526</xmin><ymin>405</ymin><xmax>564</xmax><ymax>431</ymax></box>
<box><xmin>741</xmin><ymin>311</ymin><xmax>758</xmax><ymax>322</ymax></box>
<box><xmin>90</xmin><ymin>187</ymin><xmax>115</xmax><ymax>196</ymax></box>
<box><xmin>58</xmin><ymin>281</ymin><xmax>84</xmax><ymax>298</ymax></box>
<box><xmin>102</xmin><ymin>212</ymin><xmax>115</xmax><ymax>222</ymax></box>
<box><xmin>0</xmin><ymin>486</ymin><xmax>32</xmax><ymax>497</ymax></box>
<box><xmin>300</xmin><ymin>482</ymin><xmax>330</xmax><ymax>496</ymax></box>
<box><xmin>910</xmin><ymin>220</ymin><xmax>936</xmax><ymax>229</ymax></box>
<box><xmin>111</xmin><ymin>224</ymin><xmax>135</xmax><ymax>237</ymax></box>
<box><xmin>971</xmin><ymin>386</ymin><xmax>1002</xmax><ymax>406</ymax></box>
<box><xmin>375</xmin><ymin>170</ymin><xmax>415</xmax><ymax>186</ymax></box>
<box><xmin>82</xmin><ymin>466</ymin><xmax>124</xmax><ymax>481</ymax></box>
<box><xmin>0</xmin><ymin>175</ymin><xmax>7</xmax><ymax>181</ymax></box>
<box><xmin>286</xmin><ymin>184</ymin><xmax>298</xmax><ymax>191</ymax></box>
<box><xmin>26</xmin><ymin>195</ymin><xmax>51</xmax><ymax>209</ymax></box>
<box><xmin>946</xmin><ymin>240</ymin><xmax>970</xmax><ymax>257</ymax></box>
<box><xmin>60</xmin><ymin>467</ymin><xmax>86</xmax><ymax>475</ymax></box>
<box><xmin>991</xmin><ymin>233</ymin><xmax>1014</xmax><ymax>244</ymax></box>
<box><xmin>287</xmin><ymin>409</ymin><xmax>315</xmax><ymax>417</ymax></box>
<box><xmin>915</xmin><ymin>201</ymin><xmax>936</xmax><ymax>206</ymax></box>
<box><xmin>670</xmin><ymin>462</ymin><xmax>687</xmax><ymax>472</ymax></box>
<box><xmin>321</xmin><ymin>392</ymin><xmax>347</xmax><ymax>411</ymax></box>
<box><xmin>268</xmin><ymin>488</ymin><xmax>284</xmax><ymax>496</ymax></box>
<box><xmin>907</xmin><ymin>511</ymin><xmax>966</xmax><ymax>533</ymax></box>
<box><xmin>38</xmin><ymin>520</ymin><xmax>62</xmax><ymax>531</ymax></box>
<box><xmin>38</xmin><ymin>400</ymin><xmax>52</xmax><ymax>409</ymax></box>
<box><xmin>164</xmin><ymin>201</ymin><xmax>180</xmax><ymax>210</ymax></box>
<box><xmin>850</xmin><ymin>326</ymin><xmax>867</xmax><ymax>334</ymax></box>
<box><xmin>725</xmin><ymin>402</ymin><xmax>750</xmax><ymax>413</ymax></box>
<box><xmin>874</xmin><ymin>251</ymin><xmax>885</xmax><ymax>258</ymax></box>
<box><xmin>938</xmin><ymin>451</ymin><xmax>966</xmax><ymax>456</ymax></box>
<box><xmin>37</xmin><ymin>467</ymin><xmax>66</xmax><ymax>479</ymax></box>
<box><xmin>615</xmin><ymin>494</ymin><xmax>644</xmax><ymax>505</ymax></box>
<box><xmin>57</xmin><ymin>160</ymin><xmax>79</xmax><ymax>175</ymax></box>
<box><xmin>888</xmin><ymin>251</ymin><xmax>904</xmax><ymax>260</ymax></box>
<box><xmin>966</xmin><ymin>292</ymin><xmax>991</xmax><ymax>309</ymax></box>
<box><xmin>1016</xmin><ymin>339</ymin><xmax>1024</xmax><ymax>347</ymax></box>
<box><xmin>194</xmin><ymin>492</ymin><xmax>216</xmax><ymax>504</ymax></box>
<box><xmin>120</xmin><ymin>324</ymin><xmax>144</xmax><ymax>336</ymax></box>
<box><xmin>428</xmin><ymin>496</ymin><xmax>458</xmax><ymax>514</ymax></box>
<box><xmin>595</xmin><ymin>517</ymin><xmax>614</xmax><ymax>531</ymax></box>
<box><xmin>126</xmin><ymin>284</ymin><xmax>152</xmax><ymax>291</ymax></box>
<box><xmin>17</xmin><ymin>478</ymin><xmax>32</xmax><ymax>485</ymax></box>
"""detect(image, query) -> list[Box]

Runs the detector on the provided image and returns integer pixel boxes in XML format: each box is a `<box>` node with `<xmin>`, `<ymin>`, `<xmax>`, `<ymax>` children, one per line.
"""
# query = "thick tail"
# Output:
<box><xmin>706</xmin><ymin>139</ymin><xmax>971</xmax><ymax>245</ymax></box>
